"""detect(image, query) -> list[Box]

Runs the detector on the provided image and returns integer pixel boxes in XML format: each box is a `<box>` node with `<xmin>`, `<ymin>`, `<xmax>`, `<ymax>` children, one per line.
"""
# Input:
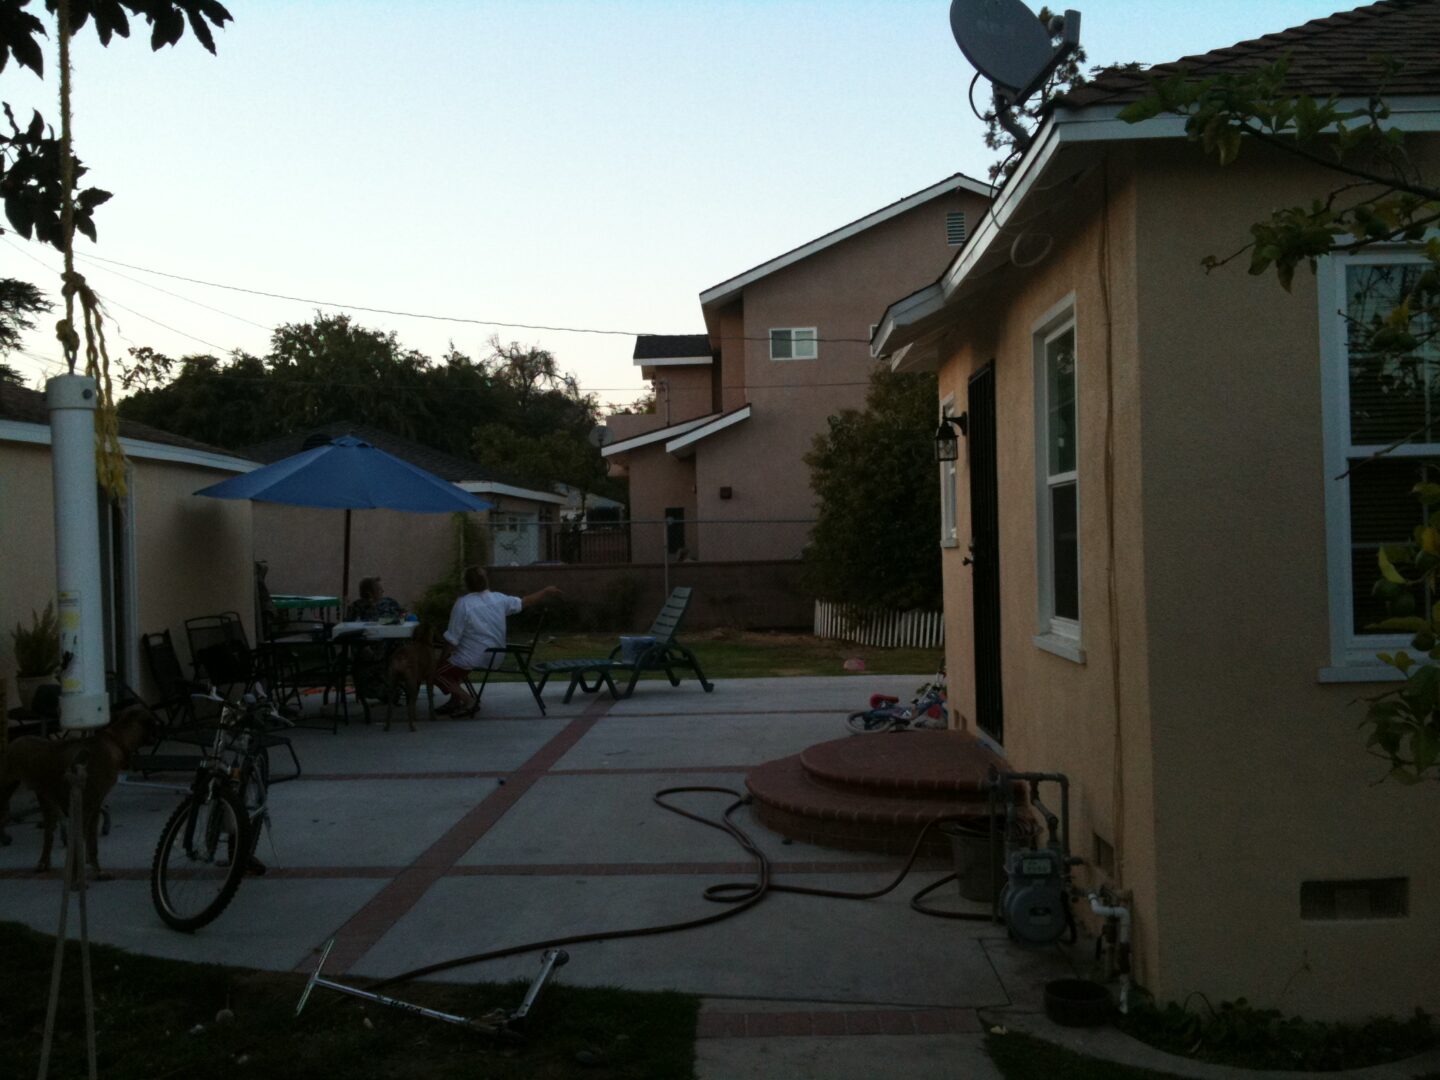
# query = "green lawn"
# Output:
<box><xmin>0</xmin><ymin>922</ymin><xmax>697</xmax><ymax>1080</ymax></box>
<box><xmin>487</xmin><ymin>628</ymin><xmax>943</xmax><ymax>682</ymax></box>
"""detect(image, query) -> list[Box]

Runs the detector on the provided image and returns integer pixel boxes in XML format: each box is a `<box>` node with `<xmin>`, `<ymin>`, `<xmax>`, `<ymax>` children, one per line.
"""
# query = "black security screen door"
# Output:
<box><xmin>968</xmin><ymin>365</ymin><xmax>1003</xmax><ymax>743</ymax></box>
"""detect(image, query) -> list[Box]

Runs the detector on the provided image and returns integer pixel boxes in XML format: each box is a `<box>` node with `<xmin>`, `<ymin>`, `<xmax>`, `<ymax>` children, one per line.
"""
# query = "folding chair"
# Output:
<box><xmin>474</xmin><ymin>611</ymin><xmax>549</xmax><ymax>716</ymax></box>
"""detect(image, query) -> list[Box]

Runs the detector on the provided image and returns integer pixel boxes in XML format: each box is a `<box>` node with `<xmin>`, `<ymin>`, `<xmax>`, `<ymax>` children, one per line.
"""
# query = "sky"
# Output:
<box><xmin>1</xmin><ymin>0</ymin><xmax>1356</xmax><ymax>410</ymax></box>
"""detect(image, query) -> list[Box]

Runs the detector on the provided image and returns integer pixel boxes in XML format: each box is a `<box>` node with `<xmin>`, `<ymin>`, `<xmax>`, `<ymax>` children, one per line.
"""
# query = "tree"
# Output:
<box><xmin>0</xmin><ymin>274</ymin><xmax>50</xmax><ymax>381</ymax></box>
<box><xmin>803</xmin><ymin>367</ymin><xmax>941</xmax><ymax>613</ymax></box>
<box><xmin>1121</xmin><ymin>58</ymin><xmax>1439</xmax><ymax>782</ymax></box>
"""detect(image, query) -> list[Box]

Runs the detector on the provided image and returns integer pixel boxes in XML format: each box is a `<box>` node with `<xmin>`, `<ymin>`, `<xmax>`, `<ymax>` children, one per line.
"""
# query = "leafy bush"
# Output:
<box><xmin>1119</xmin><ymin>995</ymin><xmax>1434</xmax><ymax>1071</ymax></box>
<box><xmin>10</xmin><ymin>602</ymin><xmax>59</xmax><ymax>677</ymax></box>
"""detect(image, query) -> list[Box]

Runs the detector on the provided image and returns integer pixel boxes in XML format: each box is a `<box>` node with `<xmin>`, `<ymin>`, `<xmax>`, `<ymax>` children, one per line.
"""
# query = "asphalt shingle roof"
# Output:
<box><xmin>1060</xmin><ymin>0</ymin><xmax>1440</xmax><ymax>109</ymax></box>
<box><xmin>632</xmin><ymin>334</ymin><xmax>711</xmax><ymax>361</ymax></box>
<box><xmin>239</xmin><ymin>421</ymin><xmax>540</xmax><ymax>490</ymax></box>
<box><xmin>0</xmin><ymin>381</ymin><xmax>245</xmax><ymax>458</ymax></box>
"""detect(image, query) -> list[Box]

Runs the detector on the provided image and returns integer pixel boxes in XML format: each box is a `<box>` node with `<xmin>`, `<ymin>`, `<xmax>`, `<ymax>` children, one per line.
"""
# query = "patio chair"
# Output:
<box><xmin>139</xmin><ymin>629</ymin><xmax>214</xmax><ymax>753</ymax></box>
<box><xmin>468</xmin><ymin>611</ymin><xmax>549</xmax><ymax>716</ymax></box>
<box><xmin>533</xmin><ymin>586</ymin><xmax>715</xmax><ymax>703</ymax></box>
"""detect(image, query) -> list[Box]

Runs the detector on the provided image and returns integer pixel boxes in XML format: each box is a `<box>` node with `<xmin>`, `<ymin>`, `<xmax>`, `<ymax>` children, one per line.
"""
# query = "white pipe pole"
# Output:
<box><xmin>47</xmin><ymin>374</ymin><xmax>109</xmax><ymax>730</ymax></box>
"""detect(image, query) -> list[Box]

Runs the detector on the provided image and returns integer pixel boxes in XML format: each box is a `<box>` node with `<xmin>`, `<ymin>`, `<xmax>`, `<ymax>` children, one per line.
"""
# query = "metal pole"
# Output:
<box><xmin>46</xmin><ymin>375</ymin><xmax>109</xmax><ymax>731</ymax></box>
<box><xmin>663</xmin><ymin>517</ymin><xmax>670</xmax><ymax>599</ymax></box>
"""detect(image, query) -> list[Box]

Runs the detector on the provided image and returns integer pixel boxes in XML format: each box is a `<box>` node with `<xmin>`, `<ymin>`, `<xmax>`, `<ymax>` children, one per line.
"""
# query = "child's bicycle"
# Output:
<box><xmin>846</xmin><ymin>670</ymin><xmax>948</xmax><ymax>734</ymax></box>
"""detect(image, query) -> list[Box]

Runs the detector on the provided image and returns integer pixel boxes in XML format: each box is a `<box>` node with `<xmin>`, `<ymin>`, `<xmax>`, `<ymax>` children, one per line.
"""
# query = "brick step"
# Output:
<box><xmin>797</xmin><ymin>730</ymin><xmax>1007</xmax><ymax>801</ymax></box>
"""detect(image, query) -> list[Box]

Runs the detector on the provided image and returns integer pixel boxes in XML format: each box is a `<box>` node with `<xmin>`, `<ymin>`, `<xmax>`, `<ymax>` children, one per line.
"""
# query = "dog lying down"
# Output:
<box><xmin>0</xmin><ymin>705</ymin><xmax>157</xmax><ymax>880</ymax></box>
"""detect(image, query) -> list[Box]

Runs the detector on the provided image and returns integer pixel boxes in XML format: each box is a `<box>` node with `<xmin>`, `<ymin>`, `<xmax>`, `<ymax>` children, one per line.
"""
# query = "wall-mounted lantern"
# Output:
<box><xmin>934</xmin><ymin>412</ymin><xmax>969</xmax><ymax>463</ymax></box>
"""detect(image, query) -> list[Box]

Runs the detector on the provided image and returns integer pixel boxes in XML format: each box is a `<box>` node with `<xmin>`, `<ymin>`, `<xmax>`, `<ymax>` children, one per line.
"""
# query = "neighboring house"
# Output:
<box><xmin>605</xmin><ymin>174</ymin><xmax>994</xmax><ymax>563</ymax></box>
<box><xmin>872</xmin><ymin>0</ymin><xmax>1440</xmax><ymax>1020</ymax></box>
<box><xmin>0</xmin><ymin>382</ymin><xmax>256</xmax><ymax>702</ymax></box>
<box><xmin>240</xmin><ymin>422</ymin><xmax>565</xmax><ymax>606</ymax></box>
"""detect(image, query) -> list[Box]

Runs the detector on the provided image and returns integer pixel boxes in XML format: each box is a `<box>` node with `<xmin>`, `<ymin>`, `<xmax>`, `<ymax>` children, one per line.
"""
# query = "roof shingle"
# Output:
<box><xmin>0</xmin><ymin>381</ymin><xmax>246</xmax><ymax>458</ymax></box>
<box><xmin>632</xmin><ymin>334</ymin><xmax>711</xmax><ymax>361</ymax></box>
<box><xmin>1060</xmin><ymin>0</ymin><xmax>1440</xmax><ymax>109</ymax></box>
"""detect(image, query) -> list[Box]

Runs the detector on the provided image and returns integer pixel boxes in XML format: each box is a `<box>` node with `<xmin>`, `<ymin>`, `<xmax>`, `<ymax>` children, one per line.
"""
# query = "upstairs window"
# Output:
<box><xmin>946</xmin><ymin>211</ymin><xmax>967</xmax><ymax>247</ymax></box>
<box><xmin>770</xmin><ymin>327</ymin><xmax>818</xmax><ymax>361</ymax></box>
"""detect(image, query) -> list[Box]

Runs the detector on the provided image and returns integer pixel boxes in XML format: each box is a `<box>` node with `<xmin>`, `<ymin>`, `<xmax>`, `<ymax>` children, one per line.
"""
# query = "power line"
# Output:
<box><xmin>69</xmin><ymin>247</ymin><xmax>877</xmax><ymax>345</ymax></box>
<box><xmin>76</xmin><ymin>252</ymin><xmax>272</xmax><ymax>331</ymax></box>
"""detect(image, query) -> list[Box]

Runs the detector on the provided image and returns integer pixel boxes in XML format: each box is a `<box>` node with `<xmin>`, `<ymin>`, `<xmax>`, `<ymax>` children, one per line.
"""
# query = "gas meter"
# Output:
<box><xmin>1001</xmin><ymin>846</ymin><xmax>1069</xmax><ymax>947</ymax></box>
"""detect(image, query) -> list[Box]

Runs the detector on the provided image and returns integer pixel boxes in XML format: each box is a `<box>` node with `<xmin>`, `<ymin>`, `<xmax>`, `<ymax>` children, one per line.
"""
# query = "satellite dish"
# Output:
<box><xmin>588</xmin><ymin>425</ymin><xmax>612</xmax><ymax>449</ymax></box>
<box><xmin>950</xmin><ymin>0</ymin><xmax>1081</xmax><ymax>105</ymax></box>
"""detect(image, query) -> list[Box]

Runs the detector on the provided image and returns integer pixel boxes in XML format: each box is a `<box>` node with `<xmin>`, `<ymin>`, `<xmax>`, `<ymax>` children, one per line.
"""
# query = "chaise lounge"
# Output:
<box><xmin>533</xmin><ymin>586</ymin><xmax>715</xmax><ymax>703</ymax></box>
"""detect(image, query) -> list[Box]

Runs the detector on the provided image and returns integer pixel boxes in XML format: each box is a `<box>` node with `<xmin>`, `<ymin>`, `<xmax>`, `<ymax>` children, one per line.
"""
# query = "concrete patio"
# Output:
<box><xmin>0</xmin><ymin>675</ymin><xmax>1076</xmax><ymax>1079</ymax></box>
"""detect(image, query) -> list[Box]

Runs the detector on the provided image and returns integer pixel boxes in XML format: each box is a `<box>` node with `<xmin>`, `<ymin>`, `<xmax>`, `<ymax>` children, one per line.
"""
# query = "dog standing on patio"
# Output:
<box><xmin>384</xmin><ymin>622</ymin><xmax>439</xmax><ymax>732</ymax></box>
<box><xmin>0</xmin><ymin>705</ymin><xmax>157</xmax><ymax>879</ymax></box>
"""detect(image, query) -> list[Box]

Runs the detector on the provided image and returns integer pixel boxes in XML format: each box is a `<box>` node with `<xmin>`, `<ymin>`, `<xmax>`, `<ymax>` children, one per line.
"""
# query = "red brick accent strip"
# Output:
<box><xmin>303</xmin><ymin>694</ymin><xmax>615</xmax><ymax>975</ymax></box>
<box><xmin>695</xmin><ymin>1008</ymin><xmax>981</xmax><ymax>1039</ymax></box>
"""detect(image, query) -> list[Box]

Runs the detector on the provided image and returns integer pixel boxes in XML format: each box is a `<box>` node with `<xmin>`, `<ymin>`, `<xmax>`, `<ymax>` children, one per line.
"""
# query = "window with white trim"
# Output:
<box><xmin>1322</xmin><ymin>251</ymin><xmax>1439</xmax><ymax>670</ymax></box>
<box><xmin>1036</xmin><ymin>312</ymin><xmax>1079</xmax><ymax>638</ymax></box>
<box><xmin>770</xmin><ymin>327</ymin><xmax>818</xmax><ymax>360</ymax></box>
<box><xmin>940</xmin><ymin>396</ymin><xmax>958</xmax><ymax>547</ymax></box>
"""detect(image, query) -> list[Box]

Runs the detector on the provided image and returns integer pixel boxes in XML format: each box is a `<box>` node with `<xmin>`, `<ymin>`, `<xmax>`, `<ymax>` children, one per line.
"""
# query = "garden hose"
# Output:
<box><xmin>363</xmin><ymin>785</ymin><xmax>992</xmax><ymax>998</ymax></box>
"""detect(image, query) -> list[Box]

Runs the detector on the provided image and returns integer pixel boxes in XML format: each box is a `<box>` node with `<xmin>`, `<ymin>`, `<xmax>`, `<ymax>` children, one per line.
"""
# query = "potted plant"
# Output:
<box><xmin>10</xmin><ymin>601</ymin><xmax>60</xmax><ymax>711</ymax></box>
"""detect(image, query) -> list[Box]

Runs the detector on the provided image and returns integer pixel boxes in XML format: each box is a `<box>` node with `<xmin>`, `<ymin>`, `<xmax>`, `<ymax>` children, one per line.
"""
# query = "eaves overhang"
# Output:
<box><xmin>664</xmin><ymin>404</ymin><xmax>753</xmax><ymax>458</ymax></box>
<box><xmin>600</xmin><ymin>413</ymin><xmax>720</xmax><ymax>458</ymax></box>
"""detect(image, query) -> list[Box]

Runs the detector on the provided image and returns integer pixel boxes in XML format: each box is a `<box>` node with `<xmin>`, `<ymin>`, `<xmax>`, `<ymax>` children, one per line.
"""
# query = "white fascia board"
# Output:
<box><xmin>699</xmin><ymin>174</ymin><xmax>995</xmax><ymax>308</ymax></box>
<box><xmin>664</xmin><ymin>404</ymin><xmax>752</xmax><ymax>455</ymax></box>
<box><xmin>634</xmin><ymin>355</ymin><xmax>713</xmax><ymax>368</ymax></box>
<box><xmin>0</xmin><ymin>419</ymin><xmax>256</xmax><ymax>473</ymax></box>
<box><xmin>872</xmin><ymin>283</ymin><xmax>946</xmax><ymax>360</ymax></box>
<box><xmin>456</xmin><ymin>480</ymin><xmax>567</xmax><ymax>505</ymax></box>
<box><xmin>600</xmin><ymin>413</ymin><xmax>719</xmax><ymax>458</ymax></box>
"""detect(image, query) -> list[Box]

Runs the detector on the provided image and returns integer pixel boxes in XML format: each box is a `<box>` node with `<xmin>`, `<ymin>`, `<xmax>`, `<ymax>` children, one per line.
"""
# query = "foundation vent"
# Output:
<box><xmin>1092</xmin><ymin>833</ymin><xmax>1115</xmax><ymax>878</ymax></box>
<box><xmin>946</xmin><ymin>211</ymin><xmax>967</xmax><ymax>247</ymax></box>
<box><xmin>1300</xmin><ymin>877</ymin><xmax>1408</xmax><ymax>921</ymax></box>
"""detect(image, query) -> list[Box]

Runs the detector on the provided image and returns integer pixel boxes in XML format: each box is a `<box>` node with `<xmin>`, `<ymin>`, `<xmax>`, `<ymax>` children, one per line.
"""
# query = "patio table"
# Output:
<box><xmin>271</xmin><ymin>594</ymin><xmax>341</xmax><ymax>620</ymax></box>
<box><xmin>329</xmin><ymin>621</ymin><xmax>417</xmax><ymax>723</ymax></box>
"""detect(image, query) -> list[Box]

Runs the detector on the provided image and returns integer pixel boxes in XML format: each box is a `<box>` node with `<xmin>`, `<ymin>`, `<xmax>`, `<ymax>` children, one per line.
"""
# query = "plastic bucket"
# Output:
<box><xmin>939</xmin><ymin>818</ymin><xmax>1007</xmax><ymax>904</ymax></box>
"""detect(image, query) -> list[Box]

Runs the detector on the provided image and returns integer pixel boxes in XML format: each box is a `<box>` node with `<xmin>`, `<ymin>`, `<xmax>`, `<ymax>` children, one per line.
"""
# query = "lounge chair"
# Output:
<box><xmin>533</xmin><ymin>586</ymin><xmax>715</xmax><ymax>703</ymax></box>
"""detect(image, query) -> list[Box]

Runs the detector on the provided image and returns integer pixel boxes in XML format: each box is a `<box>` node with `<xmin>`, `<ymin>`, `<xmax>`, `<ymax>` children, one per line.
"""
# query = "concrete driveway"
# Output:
<box><xmin>1</xmin><ymin>675</ymin><xmax>1074</xmax><ymax>1079</ymax></box>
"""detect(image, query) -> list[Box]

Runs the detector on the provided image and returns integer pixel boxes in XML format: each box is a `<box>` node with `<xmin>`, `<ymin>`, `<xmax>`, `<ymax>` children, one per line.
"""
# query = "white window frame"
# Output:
<box><xmin>1033</xmin><ymin>296</ymin><xmax>1083</xmax><ymax>662</ymax></box>
<box><xmin>769</xmin><ymin>327</ymin><xmax>818</xmax><ymax>361</ymax></box>
<box><xmin>940</xmin><ymin>394</ymin><xmax>959</xmax><ymax>548</ymax></box>
<box><xmin>1320</xmin><ymin>246</ymin><xmax>1434</xmax><ymax>681</ymax></box>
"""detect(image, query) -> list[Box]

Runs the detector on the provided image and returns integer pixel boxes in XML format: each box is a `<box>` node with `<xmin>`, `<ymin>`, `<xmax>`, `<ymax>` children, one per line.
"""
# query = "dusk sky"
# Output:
<box><xmin>2</xmin><ymin>0</ymin><xmax>1352</xmax><ymax>408</ymax></box>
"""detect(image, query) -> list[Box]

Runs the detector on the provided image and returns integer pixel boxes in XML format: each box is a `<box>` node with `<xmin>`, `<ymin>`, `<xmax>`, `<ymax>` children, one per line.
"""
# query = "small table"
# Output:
<box><xmin>329</xmin><ymin>622</ymin><xmax>417</xmax><ymax>722</ymax></box>
<box><xmin>272</xmin><ymin>594</ymin><xmax>341</xmax><ymax>620</ymax></box>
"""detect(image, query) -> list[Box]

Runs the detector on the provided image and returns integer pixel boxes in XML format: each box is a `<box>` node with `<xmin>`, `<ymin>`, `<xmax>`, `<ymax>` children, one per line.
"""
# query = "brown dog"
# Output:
<box><xmin>384</xmin><ymin>623</ymin><xmax>439</xmax><ymax>732</ymax></box>
<box><xmin>0</xmin><ymin>705</ymin><xmax>157</xmax><ymax>879</ymax></box>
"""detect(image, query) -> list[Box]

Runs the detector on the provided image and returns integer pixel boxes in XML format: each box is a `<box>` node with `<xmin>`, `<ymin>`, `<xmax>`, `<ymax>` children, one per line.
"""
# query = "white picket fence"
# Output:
<box><xmin>813</xmin><ymin>600</ymin><xmax>945</xmax><ymax>649</ymax></box>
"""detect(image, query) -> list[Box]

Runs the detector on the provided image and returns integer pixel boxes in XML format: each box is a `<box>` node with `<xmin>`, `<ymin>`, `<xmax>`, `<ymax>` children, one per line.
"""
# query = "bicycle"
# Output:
<box><xmin>150</xmin><ymin>689</ymin><xmax>290</xmax><ymax>932</ymax></box>
<box><xmin>846</xmin><ymin>670</ymin><xmax>949</xmax><ymax>734</ymax></box>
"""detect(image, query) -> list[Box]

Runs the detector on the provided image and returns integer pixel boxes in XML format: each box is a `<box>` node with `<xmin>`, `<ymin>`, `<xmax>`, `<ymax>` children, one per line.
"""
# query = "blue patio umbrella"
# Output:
<box><xmin>195</xmin><ymin>435</ymin><xmax>494</xmax><ymax>604</ymax></box>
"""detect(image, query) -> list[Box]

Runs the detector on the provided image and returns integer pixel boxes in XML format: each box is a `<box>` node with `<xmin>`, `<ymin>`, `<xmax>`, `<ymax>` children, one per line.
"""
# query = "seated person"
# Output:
<box><xmin>346</xmin><ymin>576</ymin><xmax>404</xmax><ymax>701</ymax></box>
<box><xmin>434</xmin><ymin>565</ymin><xmax>560</xmax><ymax>716</ymax></box>
<box><xmin>347</xmin><ymin>576</ymin><xmax>403</xmax><ymax>623</ymax></box>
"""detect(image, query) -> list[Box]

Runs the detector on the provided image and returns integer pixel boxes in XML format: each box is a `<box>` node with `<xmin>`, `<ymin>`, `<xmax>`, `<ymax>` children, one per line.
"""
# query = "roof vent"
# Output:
<box><xmin>302</xmin><ymin>433</ymin><xmax>334</xmax><ymax>451</ymax></box>
<box><xmin>946</xmin><ymin>211</ymin><xmax>967</xmax><ymax>247</ymax></box>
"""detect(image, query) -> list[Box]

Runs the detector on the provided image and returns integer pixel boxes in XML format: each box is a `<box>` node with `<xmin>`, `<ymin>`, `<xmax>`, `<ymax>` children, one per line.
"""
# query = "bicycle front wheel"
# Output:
<box><xmin>151</xmin><ymin>784</ymin><xmax>250</xmax><ymax>932</ymax></box>
<box><xmin>846</xmin><ymin>710</ymin><xmax>899</xmax><ymax>734</ymax></box>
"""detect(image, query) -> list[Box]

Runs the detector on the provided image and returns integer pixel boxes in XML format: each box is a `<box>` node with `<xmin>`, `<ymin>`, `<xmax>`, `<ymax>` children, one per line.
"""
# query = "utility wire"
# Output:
<box><xmin>68</xmin><ymin>246</ymin><xmax>878</xmax><ymax>345</ymax></box>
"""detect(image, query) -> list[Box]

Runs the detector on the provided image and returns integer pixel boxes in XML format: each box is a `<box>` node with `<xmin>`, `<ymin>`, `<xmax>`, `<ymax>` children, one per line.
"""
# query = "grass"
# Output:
<box><xmin>487</xmin><ymin>628</ymin><xmax>943</xmax><ymax>682</ymax></box>
<box><xmin>0</xmin><ymin>922</ymin><xmax>697</xmax><ymax>1080</ymax></box>
<box><xmin>986</xmin><ymin>1031</ymin><xmax>1184</xmax><ymax>1080</ymax></box>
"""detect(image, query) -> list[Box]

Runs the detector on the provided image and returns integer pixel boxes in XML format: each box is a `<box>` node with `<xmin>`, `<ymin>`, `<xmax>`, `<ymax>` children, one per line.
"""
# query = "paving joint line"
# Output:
<box><xmin>294</xmin><ymin>693</ymin><xmax>617</xmax><ymax>975</ymax></box>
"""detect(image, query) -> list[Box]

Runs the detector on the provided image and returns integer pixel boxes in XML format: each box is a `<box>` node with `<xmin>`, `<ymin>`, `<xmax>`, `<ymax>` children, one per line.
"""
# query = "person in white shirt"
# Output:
<box><xmin>433</xmin><ymin>565</ymin><xmax>560</xmax><ymax>716</ymax></box>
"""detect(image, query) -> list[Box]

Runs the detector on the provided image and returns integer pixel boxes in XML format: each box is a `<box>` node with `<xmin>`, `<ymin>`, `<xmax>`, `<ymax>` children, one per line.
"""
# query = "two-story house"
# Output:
<box><xmin>604</xmin><ymin>173</ymin><xmax>993</xmax><ymax>564</ymax></box>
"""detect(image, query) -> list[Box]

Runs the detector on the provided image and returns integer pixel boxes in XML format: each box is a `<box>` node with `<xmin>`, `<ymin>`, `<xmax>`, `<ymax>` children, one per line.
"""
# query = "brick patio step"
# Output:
<box><xmin>745</xmin><ymin>731</ymin><xmax>1007</xmax><ymax>856</ymax></box>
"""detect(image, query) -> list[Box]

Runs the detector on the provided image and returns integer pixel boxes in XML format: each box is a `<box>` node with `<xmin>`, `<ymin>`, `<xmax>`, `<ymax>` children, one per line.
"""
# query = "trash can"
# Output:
<box><xmin>939</xmin><ymin>818</ymin><xmax>1008</xmax><ymax>904</ymax></box>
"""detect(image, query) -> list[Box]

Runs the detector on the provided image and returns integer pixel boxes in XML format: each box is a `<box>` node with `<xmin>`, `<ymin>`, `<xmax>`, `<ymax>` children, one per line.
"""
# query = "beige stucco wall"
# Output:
<box><xmin>0</xmin><ymin>439</ymin><xmax>253</xmax><ymax>702</ymax></box>
<box><xmin>934</xmin><ymin>153</ymin><xmax>1160</xmax><ymax>996</ymax></box>
<box><xmin>934</xmin><ymin>137</ymin><xmax>1440</xmax><ymax>1020</ymax></box>
<box><xmin>641</xmin><ymin>363</ymin><xmax>715</xmax><ymax>424</ymax></box>
<box><xmin>1130</xmin><ymin>139</ymin><xmax>1440</xmax><ymax>1019</ymax></box>
<box><xmin>617</xmin><ymin>452</ymin><xmax>696</xmax><ymax>563</ymax></box>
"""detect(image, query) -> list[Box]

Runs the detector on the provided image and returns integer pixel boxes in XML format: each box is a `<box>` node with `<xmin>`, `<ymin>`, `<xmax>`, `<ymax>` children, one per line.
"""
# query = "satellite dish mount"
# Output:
<box><xmin>950</xmin><ymin>0</ymin><xmax>1081</xmax><ymax>151</ymax></box>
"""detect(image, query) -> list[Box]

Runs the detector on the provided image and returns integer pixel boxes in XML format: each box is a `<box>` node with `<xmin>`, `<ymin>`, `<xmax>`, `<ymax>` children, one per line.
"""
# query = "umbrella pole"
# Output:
<box><xmin>342</xmin><ymin>508</ymin><xmax>352</xmax><ymax>610</ymax></box>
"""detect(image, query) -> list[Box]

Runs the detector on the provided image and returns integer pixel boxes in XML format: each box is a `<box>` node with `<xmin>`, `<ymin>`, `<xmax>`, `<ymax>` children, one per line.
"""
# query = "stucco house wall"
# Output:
<box><xmin>0</xmin><ymin>439</ymin><xmax>253</xmax><ymax>704</ymax></box>
<box><xmin>930</xmin><ymin>137</ymin><xmax>1440</xmax><ymax>1019</ymax></box>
